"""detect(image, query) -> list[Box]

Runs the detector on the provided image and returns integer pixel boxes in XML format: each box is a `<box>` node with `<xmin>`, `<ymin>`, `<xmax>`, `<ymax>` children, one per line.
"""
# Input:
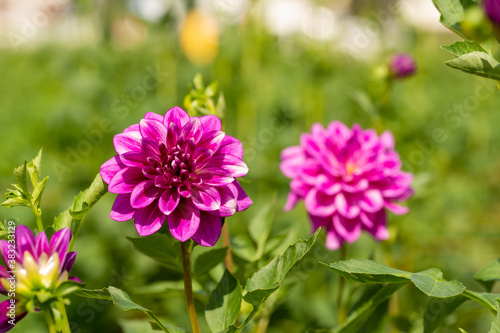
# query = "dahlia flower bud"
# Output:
<box><xmin>100</xmin><ymin>107</ymin><xmax>252</xmax><ymax>246</ymax></box>
<box><xmin>388</xmin><ymin>53</ymin><xmax>417</xmax><ymax>79</ymax></box>
<box><xmin>0</xmin><ymin>226</ymin><xmax>80</xmax><ymax>332</ymax></box>
<box><xmin>280</xmin><ymin>122</ymin><xmax>413</xmax><ymax>250</ymax></box>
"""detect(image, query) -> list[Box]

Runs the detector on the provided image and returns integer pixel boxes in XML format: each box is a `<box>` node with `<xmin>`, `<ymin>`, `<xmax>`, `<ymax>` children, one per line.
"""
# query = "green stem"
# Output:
<box><xmin>56</xmin><ymin>301</ymin><xmax>71</xmax><ymax>333</ymax></box>
<box><xmin>337</xmin><ymin>245</ymin><xmax>347</xmax><ymax>324</ymax></box>
<box><xmin>44</xmin><ymin>309</ymin><xmax>57</xmax><ymax>333</ymax></box>
<box><xmin>29</xmin><ymin>204</ymin><xmax>44</xmax><ymax>232</ymax></box>
<box><xmin>181</xmin><ymin>241</ymin><xmax>200</xmax><ymax>333</ymax></box>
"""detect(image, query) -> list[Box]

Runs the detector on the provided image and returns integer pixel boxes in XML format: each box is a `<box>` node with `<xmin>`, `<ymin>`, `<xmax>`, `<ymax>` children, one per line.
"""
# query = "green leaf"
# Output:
<box><xmin>445</xmin><ymin>51</ymin><xmax>500</xmax><ymax>80</ymax></box>
<box><xmin>127</xmin><ymin>234</ymin><xmax>183</xmax><ymax>272</ymax></box>
<box><xmin>423</xmin><ymin>295</ymin><xmax>467</xmax><ymax>333</ymax></box>
<box><xmin>206</xmin><ymin>270</ymin><xmax>242</xmax><ymax>333</ymax></box>
<box><xmin>248</xmin><ymin>196</ymin><xmax>275</xmax><ymax>260</ymax></box>
<box><xmin>193</xmin><ymin>73</ymin><xmax>204</xmax><ymax>90</ymax></box>
<box><xmin>243</xmin><ymin>229</ymin><xmax>319</xmax><ymax>306</ymax></box>
<box><xmin>474</xmin><ymin>258</ymin><xmax>500</xmax><ymax>291</ymax></box>
<box><xmin>193</xmin><ymin>247</ymin><xmax>228</xmax><ymax>277</ymax></box>
<box><xmin>216</xmin><ymin>91</ymin><xmax>226</xmax><ymax>119</ymax></box>
<box><xmin>432</xmin><ymin>0</ymin><xmax>466</xmax><ymax>37</ymax></box>
<box><xmin>74</xmin><ymin>288</ymin><xmax>113</xmax><ymax>301</ymax></box>
<box><xmin>459</xmin><ymin>328</ymin><xmax>470</xmax><ymax>333</ymax></box>
<box><xmin>76</xmin><ymin>286</ymin><xmax>182</xmax><ymax>333</ymax></box>
<box><xmin>14</xmin><ymin>160</ymin><xmax>29</xmax><ymax>195</ymax></box>
<box><xmin>108</xmin><ymin>286</ymin><xmax>181</xmax><ymax>333</ymax></box>
<box><xmin>333</xmin><ymin>283</ymin><xmax>406</xmax><ymax>333</ymax></box>
<box><xmin>32</xmin><ymin>176</ymin><xmax>48</xmax><ymax>208</ymax></box>
<box><xmin>206</xmin><ymin>81</ymin><xmax>218</xmax><ymax>97</ymax></box>
<box><xmin>490</xmin><ymin>300</ymin><xmax>500</xmax><ymax>333</ymax></box>
<box><xmin>26</xmin><ymin>149</ymin><xmax>42</xmax><ymax>186</ymax></box>
<box><xmin>410</xmin><ymin>269</ymin><xmax>465</xmax><ymax>298</ymax></box>
<box><xmin>54</xmin><ymin>173</ymin><xmax>107</xmax><ymax>249</ymax></box>
<box><xmin>462</xmin><ymin>290</ymin><xmax>499</xmax><ymax>314</ymax></box>
<box><xmin>324</xmin><ymin>259</ymin><xmax>411</xmax><ymax>284</ymax></box>
<box><xmin>442</xmin><ymin>41</ymin><xmax>487</xmax><ymax>57</ymax></box>
<box><xmin>54</xmin><ymin>280</ymin><xmax>83</xmax><ymax>297</ymax></box>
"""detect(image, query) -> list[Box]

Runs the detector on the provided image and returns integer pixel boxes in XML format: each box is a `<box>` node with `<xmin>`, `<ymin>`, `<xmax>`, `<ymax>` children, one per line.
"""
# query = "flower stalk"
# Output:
<box><xmin>181</xmin><ymin>241</ymin><xmax>200</xmax><ymax>333</ymax></box>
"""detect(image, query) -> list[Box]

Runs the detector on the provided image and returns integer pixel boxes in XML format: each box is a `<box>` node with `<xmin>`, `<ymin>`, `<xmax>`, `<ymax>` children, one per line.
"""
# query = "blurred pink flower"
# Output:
<box><xmin>484</xmin><ymin>0</ymin><xmax>500</xmax><ymax>26</ymax></box>
<box><xmin>280</xmin><ymin>122</ymin><xmax>413</xmax><ymax>250</ymax></box>
<box><xmin>101</xmin><ymin>107</ymin><xmax>252</xmax><ymax>246</ymax></box>
<box><xmin>389</xmin><ymin>53</ymin><xmax>417</xmax><ymax>79</ymax></box>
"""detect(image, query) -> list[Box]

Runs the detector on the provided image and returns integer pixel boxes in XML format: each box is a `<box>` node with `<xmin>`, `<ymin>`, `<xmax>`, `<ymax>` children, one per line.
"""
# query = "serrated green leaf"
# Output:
<box><xmin>445</xmin><ymin>51</ymin><xmax>500</xmax><ymax>80</ymax></box>
<box><xmin>1</xmin><ymin>196</ymin><xmax>28</xmax><ymax>207</ymax></box>
<box><xmin>410</xmin><ymin>269</ymin><xmax>465</xmax><ymax>298</ymax></box>
<box><xmin>474</xmin><ymin>258</ymin><xmax>500</xmax><ymax>291</ymax></box>
<box><xmin>423</xmin><ymin>295</ymin><xmax>468</xmax><ymax>333</ymax></box>
<box><xmin>193</xmin><ymin>247</ymin><xmax>228</xmax><ymax>277</ymax></box>
<box><xmin>13</xmin><ymin>160</ymin><xmax>29</xmax><ymax>195</ymax></box>
<box><xmin>127</xmin><ymin>234</ymin><xmax>183</xmax><ymax>272</ymax></box>
<box><xmin>243</xmin><ymin>229</ymin><xmax>319</xmax><ymax>306</ymax></box>
<box><xmin>432</xmin><ymin>0</ymin><xmax>466</xmax><ymax>37</ymax></box>
<box><xmin>32</xmin><ymin>176</ymin><xmax>48</xmax><ymax>208</ymax></box>
<box><xmin>324</xmin><ymin>259</ymin><xmax>411</xmax><ymax>284</ymax></box>
<box><xmin>442</xmin><ymin>41</ymin><xmax>487</xmax><ymax>57</ymax></box>
<box><xmin>26</xmin><ymin>148</ymin><xmax>43</xmax><ymax>187</ymax></box>
<box><xmin>333</xmin><ymin>283</ymin><xmax>406</xmax><ymax>333</ymax></box>
<box><xmin>206</xmin><ymin>270</ymin><xmax>242</xmax><ymax>333</ymax></box>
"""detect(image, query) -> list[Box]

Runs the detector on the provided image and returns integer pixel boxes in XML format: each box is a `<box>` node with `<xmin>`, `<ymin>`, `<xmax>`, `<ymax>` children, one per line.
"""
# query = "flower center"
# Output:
<box><xmin>142</xmin><ymin>139</ymin><xmax>202</xmax><ymax>196</ymax></box>
<box><xmin>345</xmin><ymin>162</ymin><xmax>357</xmax><ymax>177</ymax></box>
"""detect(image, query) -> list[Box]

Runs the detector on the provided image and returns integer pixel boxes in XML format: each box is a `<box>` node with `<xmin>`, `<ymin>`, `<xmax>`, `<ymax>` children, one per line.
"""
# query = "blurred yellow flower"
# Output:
<box><xmin>180</xmin><ymin>10</ymin><xmax>219</xmax><ymax>66</ymax></box>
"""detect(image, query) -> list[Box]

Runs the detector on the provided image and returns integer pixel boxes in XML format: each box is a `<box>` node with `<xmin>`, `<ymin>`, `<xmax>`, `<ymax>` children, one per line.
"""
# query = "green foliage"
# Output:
<box><xmin>475</xmin><ymin>258</ymin><xmax>500</xmax><ymax>291</ymax></box>
<box><xmin>183</xmin><ymin>73</ymin><xmax>226</xmax><ymax>119</ymax></box>
<box><xmin>434</xmin><ymin>1</ymin><xmax>500</xmax><ymax>80</ymax></box>
<box><xmin>75</xmin><ymin>286</ymin><xmax>185</xmax><ymax>333</ymax></box>
<box><xmin>127</xmin><ymin>234</ymin><xmax>183</xmax><ymax>272</ymax></box>
<box><xmin>325</xmin><ymin>259</ymin><xmax>500</xmax><ymax>332</ymax></box>
<box><xmin>1</xmin><ymin>149</ymin><xmax>49</xmax><ymax>228</ymax></box>
<box><xmin>206</xmin><ymin>270</ymin><xmax>242</xmax><ymax>333</ymax></box>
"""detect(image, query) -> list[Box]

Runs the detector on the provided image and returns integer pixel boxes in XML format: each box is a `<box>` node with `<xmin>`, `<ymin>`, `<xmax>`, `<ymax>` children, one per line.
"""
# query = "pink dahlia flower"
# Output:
<box><xmin>280</xmin><ymin>122</ymin><xmax>413</xmax><ymax>250</ymax></box>
<box><xmin>101</xmin><ymin>107</ymin><xmax>252</xmax><ymax>246</ymax></box>
<box><xmin>0</xmin><ymin>226</ymin><xmax>79</xmax><ymax>332</ymax></box>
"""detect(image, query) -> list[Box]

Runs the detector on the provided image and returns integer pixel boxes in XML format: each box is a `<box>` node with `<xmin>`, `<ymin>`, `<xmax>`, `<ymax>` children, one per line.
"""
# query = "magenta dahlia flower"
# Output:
<box><xmin>280</xmin><ymin>122</ymin><xmax>413</xmax><ymax>250</ymax></box>
<box><xmin>100</xmin><ymin>106</ymin><xmax>252</xmax><ymax>246</ymax></box>
<box><xmin>0</xmin><ymin>226</ymin><xmax>79</xmax><ymax>332</ymax></box>
<box><xmin>388</xmin><ymin>53</ymin><xmax>417</xmax><ymax>79</ymax></box>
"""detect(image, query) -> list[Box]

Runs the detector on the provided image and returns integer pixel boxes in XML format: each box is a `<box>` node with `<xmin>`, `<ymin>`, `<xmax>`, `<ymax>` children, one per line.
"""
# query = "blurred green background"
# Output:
<box><xmin>1</xmin><ymin>0</ymin><xmax>500</xmax><ymax>332</ymax></box>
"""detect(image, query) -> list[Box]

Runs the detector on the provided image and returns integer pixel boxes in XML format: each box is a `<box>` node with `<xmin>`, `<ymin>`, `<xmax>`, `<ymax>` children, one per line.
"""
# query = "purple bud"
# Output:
<box><xmin>484</xmin><ymin>0</ymin><xmax>500</xmax><ymax>26</ymax></box>
<box><xmin>388</xmin><ymin>53</ymin><xmax>417</xmax><ymax>79</ymax></box>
